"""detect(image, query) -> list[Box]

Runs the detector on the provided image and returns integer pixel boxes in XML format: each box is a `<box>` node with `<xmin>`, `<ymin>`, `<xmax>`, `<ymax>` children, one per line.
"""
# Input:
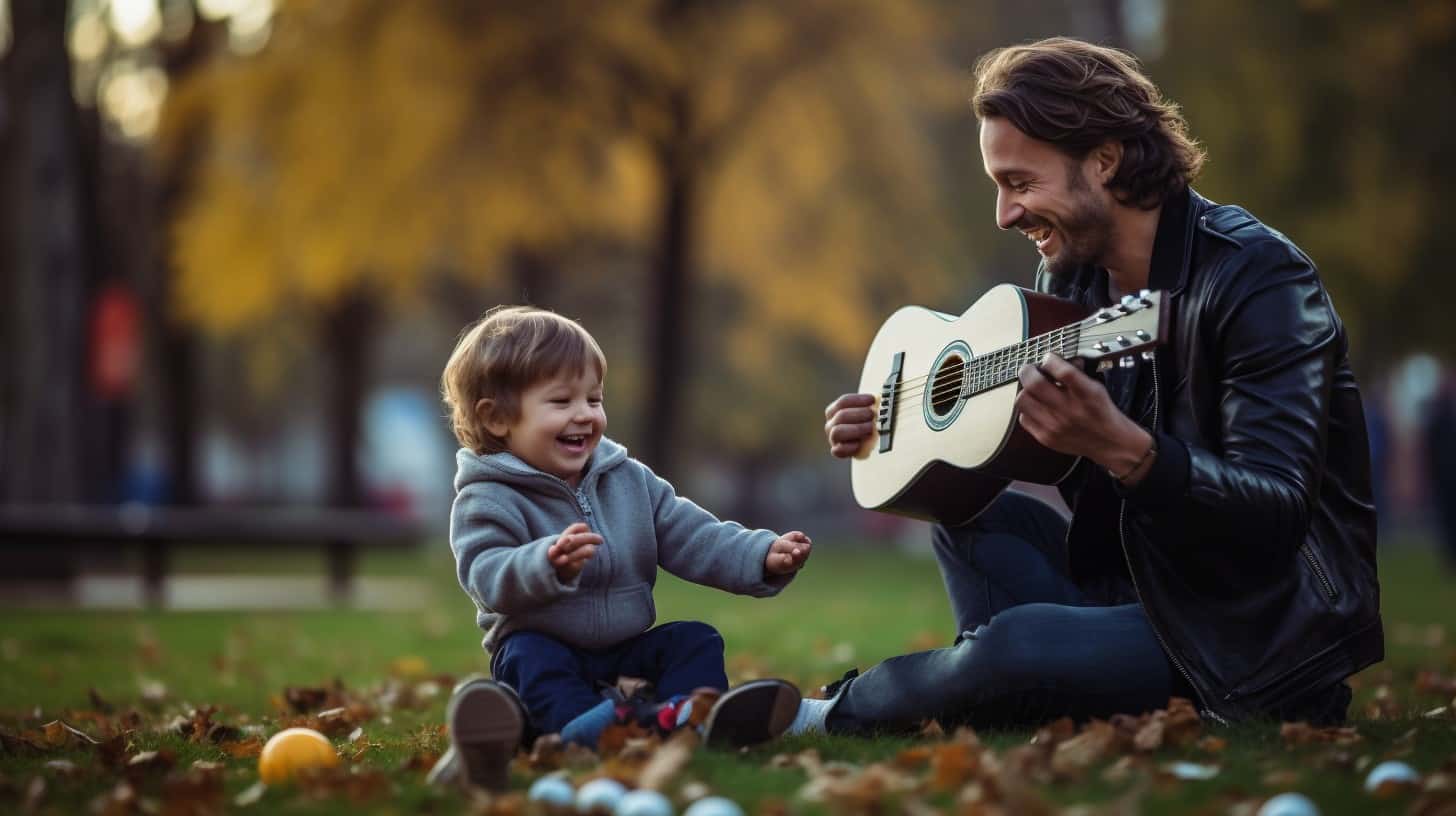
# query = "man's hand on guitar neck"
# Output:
<box><xmin>1016</xmin><ymin>354</ymin><xmax>1156</xmax><ymax>487</ymax></box>
<box><xmin>824</xmin><ymin>393</ymin><xmax>877</xmax><ymax>458</ymax></box>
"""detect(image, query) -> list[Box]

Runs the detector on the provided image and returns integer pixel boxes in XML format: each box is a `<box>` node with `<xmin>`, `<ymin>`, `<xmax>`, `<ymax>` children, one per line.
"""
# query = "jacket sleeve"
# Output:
<box><xmin>644</xmin><ymin>466</ymin><xmax>791</xmax><ymax>597</ymax></box>
<box><xmin>1121</xmin><ymin>241</ymin><xmax>1337</xmax><ymax>555</ymax></box>
<box><xmin>449</xmin><ymin>487</ymin><xmax>580</xmax><ymax>614</ymax></box>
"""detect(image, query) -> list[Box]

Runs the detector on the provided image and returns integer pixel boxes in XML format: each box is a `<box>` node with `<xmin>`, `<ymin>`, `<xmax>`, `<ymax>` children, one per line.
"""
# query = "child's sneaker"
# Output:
<box><xmin>701</xmin><ymin>678</ymin><xmax>800</xmax><ymax>750</ymax></box>
<box><xmin>426</xmin><ymin>677</ymin><xmax>526</xmax><ymax>792</ymax></box>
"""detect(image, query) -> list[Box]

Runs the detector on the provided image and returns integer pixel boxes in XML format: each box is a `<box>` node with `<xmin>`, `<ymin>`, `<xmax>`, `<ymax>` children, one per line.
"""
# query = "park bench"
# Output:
<box><xmin>0</xmin><ymin>504</ymin><xmax>425</xmax><ymax>606</ymax></box>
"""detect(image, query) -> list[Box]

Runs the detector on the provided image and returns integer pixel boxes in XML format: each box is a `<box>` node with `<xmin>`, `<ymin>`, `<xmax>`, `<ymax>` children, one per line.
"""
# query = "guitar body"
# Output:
<box><xmin>851</xmin><ymin>284</ymin><xmax>1093</xmax><ymax>526</ymax></box>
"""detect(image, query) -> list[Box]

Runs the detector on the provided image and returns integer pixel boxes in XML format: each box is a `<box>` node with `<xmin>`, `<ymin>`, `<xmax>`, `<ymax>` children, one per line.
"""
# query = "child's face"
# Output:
<box><xmin>499</xmin><ymin>368</ymin><xmax>606</xmax><ymax>487</ymax></box>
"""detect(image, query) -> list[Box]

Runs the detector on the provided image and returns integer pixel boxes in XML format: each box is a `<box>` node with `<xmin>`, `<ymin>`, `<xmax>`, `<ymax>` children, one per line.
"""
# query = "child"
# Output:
<box><xmin>430</xmin><ymin>306</ymin><xmax>812</xmax><ymax>790</ymax></box>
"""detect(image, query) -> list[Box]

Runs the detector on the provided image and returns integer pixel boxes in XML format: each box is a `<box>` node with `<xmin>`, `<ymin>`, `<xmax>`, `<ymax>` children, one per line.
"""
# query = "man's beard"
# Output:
<box><xmin>1041</xmin><ymin>167</ymin><xmax>1115</xmax><ymax>279</ymax></box>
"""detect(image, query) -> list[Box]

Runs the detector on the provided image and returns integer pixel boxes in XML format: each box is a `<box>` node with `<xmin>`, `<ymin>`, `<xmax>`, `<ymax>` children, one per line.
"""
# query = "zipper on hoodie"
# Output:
<box><xmin>1114</xmin><ymin>354</ymin><xmax>1231</xmax><ymax>726</ymax></box>
<box><xmin>574</xmin><ymin>486</ymin><xmax>610</xmax><ymax>632</ymax></box>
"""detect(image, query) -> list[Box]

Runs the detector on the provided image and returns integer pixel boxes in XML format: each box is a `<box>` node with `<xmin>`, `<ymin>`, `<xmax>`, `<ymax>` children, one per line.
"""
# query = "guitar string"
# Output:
<box><xmin>884</xmin><ymin>328</ymin><xmax>1161</xmax><ymax>406</ymax></box>
<box><xmin>883</xmin><ymin>324</ymin><xmax>1155</xmax><ymax>393</ymax></box>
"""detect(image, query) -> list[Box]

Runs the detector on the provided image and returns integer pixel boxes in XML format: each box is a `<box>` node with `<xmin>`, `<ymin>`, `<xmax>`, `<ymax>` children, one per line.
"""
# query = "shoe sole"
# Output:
<box><xmin>447</xmin><ymin>682</ymin><xmax>523</xmax><ymax>792</ymax></box>
<box><xmin>702</xmin><ymin>679</ymin><xmax>800</xmax><ymax>750</ymax></box>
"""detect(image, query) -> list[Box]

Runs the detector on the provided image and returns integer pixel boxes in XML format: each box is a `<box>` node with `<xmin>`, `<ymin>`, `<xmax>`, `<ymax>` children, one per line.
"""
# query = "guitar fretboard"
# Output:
<box><xmin>961</xmin><ymin>324</ymin><xmax>1083</xmax><ymax>398</ymax></box>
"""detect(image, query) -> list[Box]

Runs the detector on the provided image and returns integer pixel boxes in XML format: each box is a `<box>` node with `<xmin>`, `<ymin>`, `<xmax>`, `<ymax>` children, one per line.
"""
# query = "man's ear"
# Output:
<box><xmin>477</xmin><ymin>398</ymin><xmax>510</xmax><ymax>439</ymax></box>
<box><xmin>1090</xmin><ymin>140</ymin><xmax>1122</xmax><ymax>185</ymax></box>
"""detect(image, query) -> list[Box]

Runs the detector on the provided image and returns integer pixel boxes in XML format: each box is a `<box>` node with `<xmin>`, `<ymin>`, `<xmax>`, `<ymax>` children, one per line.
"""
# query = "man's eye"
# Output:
<box><xmin>1009</xmin><ymin>181</ymin><xmax>1030</xmax><ymax>193</ymax></box>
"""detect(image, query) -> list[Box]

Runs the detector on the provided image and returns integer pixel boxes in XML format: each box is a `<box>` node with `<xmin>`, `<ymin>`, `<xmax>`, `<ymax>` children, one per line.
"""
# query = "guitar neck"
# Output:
<box><xmin>962</xmin><ymin>325</ymin><xmax>1082</xmax><ymax>398</ymax></box>
<box><xmin>962</xmin><ymin>290</ymin><xmax>1164</xmax><ymax>398</ymax></box>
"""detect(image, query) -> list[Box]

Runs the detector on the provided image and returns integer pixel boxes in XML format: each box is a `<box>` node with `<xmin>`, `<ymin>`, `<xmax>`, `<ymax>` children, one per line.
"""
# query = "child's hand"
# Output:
<box><xmin>765</xmin><ymin>531</ymin><xmax>812</xmax><ymax>576</ymax></box>
<box><xmin>549</xmin><ymin>522</ymin><xmax>602</xmax><ymax>582</ymax></box>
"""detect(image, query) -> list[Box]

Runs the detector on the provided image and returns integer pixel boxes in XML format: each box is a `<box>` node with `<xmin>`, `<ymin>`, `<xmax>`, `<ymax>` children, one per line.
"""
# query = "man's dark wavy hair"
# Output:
<box><xmin>972</xmin><ymin>37</ymin><xmax>1205</xmax><ymax>210</ymax></box>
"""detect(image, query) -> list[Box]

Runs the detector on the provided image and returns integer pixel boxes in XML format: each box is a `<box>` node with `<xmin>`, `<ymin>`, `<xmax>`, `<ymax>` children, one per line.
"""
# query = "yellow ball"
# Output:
<box><xmin>258</xmin><ymin>727</ymin><xmax>340</xmax><ymax>784</ymax></box>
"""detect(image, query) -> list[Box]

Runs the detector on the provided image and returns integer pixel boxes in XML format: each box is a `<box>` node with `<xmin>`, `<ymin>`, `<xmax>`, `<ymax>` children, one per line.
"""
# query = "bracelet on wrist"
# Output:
<box><xmin>1109</xmin><ymin>435</ymin><xmax>1158</xmax><ymax>482</ymax></box>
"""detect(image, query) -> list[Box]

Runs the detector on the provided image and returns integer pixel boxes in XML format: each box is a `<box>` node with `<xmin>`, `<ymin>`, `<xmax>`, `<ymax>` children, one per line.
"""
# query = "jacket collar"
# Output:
<box><xmin>1149</xmin><ymin>186</ymin><xmax>1213</xmax><ymax>296</ymax></box>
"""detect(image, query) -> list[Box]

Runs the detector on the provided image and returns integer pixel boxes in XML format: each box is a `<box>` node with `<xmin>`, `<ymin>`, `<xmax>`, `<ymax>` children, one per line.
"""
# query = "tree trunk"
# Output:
<box><xmin>323</xmin><ymin>288</ymin><xmax>375</xmax><ymax>508</ymax></box>
<box><xmin>0</xmin><ymin>0</ymin><xmax>96</xmax><ymax>503</ymax></box>
<box><xmin>509</xmin><ymin>247</ymin><xmax>554</xmax><ymax>309</ymax></box>
<box><xmin>640</xmin><ymin>151</ymin><xmax>695</xmax><ymax>480</ymax></box>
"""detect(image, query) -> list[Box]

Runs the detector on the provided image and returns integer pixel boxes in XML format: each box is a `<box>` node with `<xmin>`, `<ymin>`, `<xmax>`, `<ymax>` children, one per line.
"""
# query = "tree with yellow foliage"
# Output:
<box><xmin>163</xmin><ymin>0</ymin><xmax>966</xmax><ymax>497</ymax></box>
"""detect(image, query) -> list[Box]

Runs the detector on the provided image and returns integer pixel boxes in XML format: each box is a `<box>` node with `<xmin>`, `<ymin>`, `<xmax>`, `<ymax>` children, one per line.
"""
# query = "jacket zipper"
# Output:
<box><xmin>574</xmin><ymin>487</ymin><xmax>607</xmax><ymax>633</ymax></box>
<box><xmin>1116</xmin><ymin>354</ymin><xmax>1231</xmax><ymax>726</ymax></box>
<box><xmin>1300</xmin><ymin>544</ymin><xmax>1338</xmax><ymax>600</ymax></box>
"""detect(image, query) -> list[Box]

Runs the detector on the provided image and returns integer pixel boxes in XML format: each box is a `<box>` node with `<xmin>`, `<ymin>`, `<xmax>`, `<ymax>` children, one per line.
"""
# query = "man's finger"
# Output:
<box><xmin>828</xmin><ymin>422</ymin><xmax>874</xmax><ymax>444</ymax></box>
<box><xmin>1040</xmin><ymin>353</ymin><xmax>1096</xmax><ymax>395</ymax></box>
<box><xmin>825</xmin><ymin>393</ymin><xmax>876</xmax><ymax>420</ymax></box>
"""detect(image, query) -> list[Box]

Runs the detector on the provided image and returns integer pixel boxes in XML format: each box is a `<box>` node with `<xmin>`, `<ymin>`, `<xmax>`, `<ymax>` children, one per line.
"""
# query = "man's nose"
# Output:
<box><xmin>996</xmin><ymin>192</ymin><xmax>1024</xmax><ymax>231</ymax></box>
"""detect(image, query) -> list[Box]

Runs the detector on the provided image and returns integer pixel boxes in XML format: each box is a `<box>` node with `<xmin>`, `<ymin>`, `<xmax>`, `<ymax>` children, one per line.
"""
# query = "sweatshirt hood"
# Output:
<box><xmin>454</xmin><ymin>436</ymin><xmax>630</xmax><ymax>494</ymax></box>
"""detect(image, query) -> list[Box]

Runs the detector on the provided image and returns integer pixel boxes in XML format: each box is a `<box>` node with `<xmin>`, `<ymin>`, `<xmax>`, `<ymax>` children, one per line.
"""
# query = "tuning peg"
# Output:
<box><xmin>1115</xmin><ymin>335</ymin><xmax>1131</xmax><ymax>347</ymax></box>
<box><xmin>1120</xmin><ymin>294</ymin><xmax>1141</xmax><ymax>309</ymax></box>
<box><xmin>1135</xmin><ymin>330</ymin><xmax>1151</xmax><ymax>342</ymax></box>
<box><xmin>1118</xmin><ymin>356</ymin><xmax>1137</xmax><ymax>369</ymax></box>
<box><xmin>1141</xmin><ymin>350</ymin><xmax>1156</xmax><ymax>361</ymax></box>
<box><xmin>1097</xmin><ymin>359</ymin><xmax>1115</xmax><ymax>372</ymax></box>
<box><xmin>1138</xmin><ymin>289</ymin><xmax>1155</xmax><ymax>307</ymax></box>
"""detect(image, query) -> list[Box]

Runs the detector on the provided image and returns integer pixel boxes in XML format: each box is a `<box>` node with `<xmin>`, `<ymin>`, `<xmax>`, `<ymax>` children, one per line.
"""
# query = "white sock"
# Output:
<box><xmin>786</xmin><ymin>697</ymin><xmax>835</xmax><ymax>736</ymax></box>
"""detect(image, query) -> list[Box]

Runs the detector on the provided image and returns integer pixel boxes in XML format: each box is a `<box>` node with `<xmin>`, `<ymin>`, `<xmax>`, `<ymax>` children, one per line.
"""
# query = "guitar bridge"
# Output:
<box><xmin>877</xmin><ymin>351</ymin><xmax>904</xmax><ymax>453</ymax></box>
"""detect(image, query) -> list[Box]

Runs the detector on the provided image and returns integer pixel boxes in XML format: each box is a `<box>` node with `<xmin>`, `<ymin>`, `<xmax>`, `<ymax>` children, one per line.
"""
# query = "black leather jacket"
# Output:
<box><xmin>1038</xmin><ymin>187</ymin><xmax>1383</xmax><ymax>723</ymax></box>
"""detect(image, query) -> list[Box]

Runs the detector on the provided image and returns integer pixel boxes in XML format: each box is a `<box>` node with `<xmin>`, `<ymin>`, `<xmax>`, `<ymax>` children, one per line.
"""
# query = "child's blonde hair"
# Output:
<box><xmin>441</xmin><ymin>306</ymin><xmax>607</xmax><ymax>454</ymax></box>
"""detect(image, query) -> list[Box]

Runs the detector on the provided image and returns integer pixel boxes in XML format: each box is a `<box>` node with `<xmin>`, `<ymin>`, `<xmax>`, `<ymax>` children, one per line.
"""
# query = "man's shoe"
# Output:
<box><xmin>701</xmin><ymin>678</ymin><xmax>800</xmax><ymax>750</ymax></box>
<box><xmin>432</xmin><ymin>678</ymin><xmax>525</xmax><ymax>792</ymax></box>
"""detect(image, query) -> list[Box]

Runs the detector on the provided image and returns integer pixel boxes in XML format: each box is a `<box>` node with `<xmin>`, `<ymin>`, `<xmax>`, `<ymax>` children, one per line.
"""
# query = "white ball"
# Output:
<box><xmin>528</xmin><ymin>775</ymin><xmax>575</xmax><ymax>807</ymax></box>
<box><xmin>682</xmin><ymin>797</ymin><xmax>745</xmax><ymax>816</ymax></box>
<box><xmin>1364</xmin><ymin>760</ymin><xmax>1421</xmax><ymax>793</ymax></box>
<box><xmin>576</xmin><ymin>778</ymin><xmax>628</xmax><ymax>814</ymax></box>
<box><xmin>1257</xmin><ymin>792</ymin><xmax>1321</xmax><ymax>816</ymax></box>
<box><xmin>615</xmin><ymin>789</ymin><xmax>674</xmax><ymax>816</ymax></box>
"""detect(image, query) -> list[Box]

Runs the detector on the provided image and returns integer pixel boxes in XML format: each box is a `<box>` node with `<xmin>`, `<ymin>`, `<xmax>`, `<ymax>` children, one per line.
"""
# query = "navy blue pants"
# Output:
<box><xmin>492</xmin><ymin>621</ymin><xmax>728</xmax><ymax>735</ymax></box>
<box><xmin>827</xmin><ymin>491</ymin><xmax>1187</xmax><ymax>733</ymax></box>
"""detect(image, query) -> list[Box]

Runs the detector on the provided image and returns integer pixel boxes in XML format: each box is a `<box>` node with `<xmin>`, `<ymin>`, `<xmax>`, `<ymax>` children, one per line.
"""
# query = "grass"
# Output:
<box><xmin>2</xmin><ymin>538</ymin><xmax>1454</xmax><ymax>814</ymax></box>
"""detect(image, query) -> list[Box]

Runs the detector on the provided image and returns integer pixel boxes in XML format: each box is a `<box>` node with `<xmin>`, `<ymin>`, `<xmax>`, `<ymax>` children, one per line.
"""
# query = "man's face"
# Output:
<box><xmin>980</xmin><ymin>116</ymin><xmax>1114</xmax><ymax>278</ymax></box>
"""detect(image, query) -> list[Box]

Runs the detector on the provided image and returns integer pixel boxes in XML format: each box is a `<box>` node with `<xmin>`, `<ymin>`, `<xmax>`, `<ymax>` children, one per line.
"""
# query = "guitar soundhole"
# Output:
<box><xmin>929</xmin><ymin>354</ymin><xmax>965</xmax><ymax>418</ymax></box>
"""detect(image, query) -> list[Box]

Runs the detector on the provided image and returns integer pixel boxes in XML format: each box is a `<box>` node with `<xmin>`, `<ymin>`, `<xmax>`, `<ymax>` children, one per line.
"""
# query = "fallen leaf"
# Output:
<box><xmin>638</xmin><ymin>729</ymin><xmax>697</xmax><ymax>790</ymax></box>
<box><xmin>930</xmin><ymin>741</ymin><xmax>981</xmax><ymax>791</ymax></box>
<box><xmin>1197</xmin><ymin>736</ymin><xmax>1228</xmax><ymax>753</ymax></box>
<box><xmin>233</xmin><ymin>781</ymin><xmax>266</xmax><ymax>807</ymax></box>
<box><xmin>0</xmin><ymin>729</ymin><xmax>45</xmax><ymax>756</ymax></box>
<box><xmin>1051</xmin><ymin>721</ymin><xmax>1121</xmax><ymax>778</ymax></box>
<box><xmin>217</xmin><ymin>737</ymin><xmax>263</xmax><ymax>759</ymax></box>
<box><xmin>42</xmin><ymin>719</ymin><xmax>100</xmax><ymax>748</ymax></box>
<box><xmin>1280</xmin><ymin>722</ymin><xmax>1363</xmax><ymax>745</ymax></box>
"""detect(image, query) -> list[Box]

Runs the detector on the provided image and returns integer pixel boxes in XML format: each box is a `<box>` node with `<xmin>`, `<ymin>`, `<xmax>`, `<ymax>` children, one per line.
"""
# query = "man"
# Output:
<box><xmin>796</xmin><ymin>37</ymin><xmax>1381</xmax><ymax>733</ymax></box>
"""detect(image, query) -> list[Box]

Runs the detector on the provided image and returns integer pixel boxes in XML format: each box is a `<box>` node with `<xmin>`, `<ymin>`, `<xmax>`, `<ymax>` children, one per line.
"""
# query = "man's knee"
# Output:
<box><xmin>963</xmin><ymin>606</ymin><xmax>1058</xmax><ymax>685</ymax></box>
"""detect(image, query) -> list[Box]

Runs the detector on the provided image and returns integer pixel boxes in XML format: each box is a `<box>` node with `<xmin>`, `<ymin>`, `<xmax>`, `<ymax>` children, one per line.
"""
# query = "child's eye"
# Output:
<box><xmin>550</xmin><ymin>398</ymin><xmax>569</xmax><ymax>405</ymax></box>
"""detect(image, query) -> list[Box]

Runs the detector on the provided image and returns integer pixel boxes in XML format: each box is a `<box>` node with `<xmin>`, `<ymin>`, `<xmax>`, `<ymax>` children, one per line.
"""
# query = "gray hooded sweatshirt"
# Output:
<box><xmin>450</xmin><ymin>437</ymin><xmax>791</xmax><ymax>654</ymax></box>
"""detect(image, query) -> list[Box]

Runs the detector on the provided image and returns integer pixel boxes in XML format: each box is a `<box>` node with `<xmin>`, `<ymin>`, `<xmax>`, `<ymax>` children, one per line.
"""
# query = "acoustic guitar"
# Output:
<box><xmin>850</xmin><ymin>283</ymin><xmax>1167</xmax><ymax>525</ymax></box>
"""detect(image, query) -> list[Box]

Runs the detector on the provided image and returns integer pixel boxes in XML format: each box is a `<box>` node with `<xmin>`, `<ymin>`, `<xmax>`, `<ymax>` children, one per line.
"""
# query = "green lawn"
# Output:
<box><xmin>2</xmin><ymin>541</ymin><xmax>1454</xmax><ymax>814</ymax></box>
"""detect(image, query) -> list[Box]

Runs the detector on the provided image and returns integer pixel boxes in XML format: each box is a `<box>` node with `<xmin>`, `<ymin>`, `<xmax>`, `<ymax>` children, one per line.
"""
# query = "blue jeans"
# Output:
<box><xmin>827</xmin><ymin>491</ymin><xmax>1188</xmax><ymax>733</ymax></box>
<box><xmin>492</xmin><ymin>620</ymin><xmax>728</xmax><ymax>735</ymax></box>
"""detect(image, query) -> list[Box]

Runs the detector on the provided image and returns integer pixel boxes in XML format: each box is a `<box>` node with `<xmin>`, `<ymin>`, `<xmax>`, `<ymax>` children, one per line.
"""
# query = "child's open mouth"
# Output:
<box><xmin>557</xmin><ymin>434</ymin><xmax>590</xmax><ymax>454</ymax></box>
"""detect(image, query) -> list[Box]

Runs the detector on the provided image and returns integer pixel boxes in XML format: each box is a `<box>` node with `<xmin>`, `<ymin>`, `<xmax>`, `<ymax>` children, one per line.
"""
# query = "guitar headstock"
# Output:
<box><xmin>1076</xmin><ymin>289</ymin><xmax>1167</xmax><ymax>372</ymax></box>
